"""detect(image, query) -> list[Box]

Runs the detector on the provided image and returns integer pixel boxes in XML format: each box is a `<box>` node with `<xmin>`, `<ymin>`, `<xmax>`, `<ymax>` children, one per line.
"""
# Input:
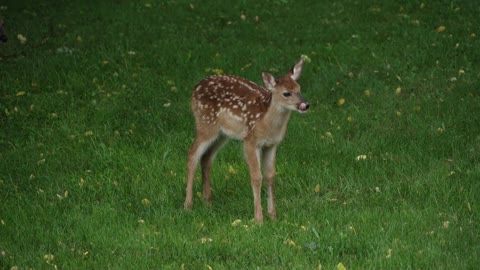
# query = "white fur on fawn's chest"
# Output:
<box><xmin>255</xmin><ymin>110</ymin><xmax>291</xmax><ymax>146</ymax></box>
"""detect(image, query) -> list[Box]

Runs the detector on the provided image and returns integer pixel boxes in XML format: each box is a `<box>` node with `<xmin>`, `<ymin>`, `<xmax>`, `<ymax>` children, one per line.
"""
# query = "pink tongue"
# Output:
<box><xmin>299</xmin><ymin>103</ymin><xmax>308</xmax><ymax>111</ymax></box>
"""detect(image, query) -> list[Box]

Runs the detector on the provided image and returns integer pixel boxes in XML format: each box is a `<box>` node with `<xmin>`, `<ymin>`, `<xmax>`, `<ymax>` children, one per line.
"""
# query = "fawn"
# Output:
<box><xmin>184</xmin><ymin>57</ymin><xmax>309</xmax><ymax>223</ymax></box>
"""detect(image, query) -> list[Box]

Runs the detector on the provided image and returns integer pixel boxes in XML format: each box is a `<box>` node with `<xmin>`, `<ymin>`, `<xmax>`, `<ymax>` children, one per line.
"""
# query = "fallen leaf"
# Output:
<box><xmin>355</xmin><ymin>155</ymin><xmax>367</xmax><ymax>161</ymax></box>
<box><xmin>231</xmin><ymin>219</ymin><xmax>242</xmax><ymax>226</ymax></box>
<box><xmin>200</xmin><ymin>237</ymin><xmax>213</xmax><ymax>244</ymax></box>
<box><xmin>386</xmin><ymin>248</ymin><xmax>392</xmax><ymax>258</ymax></box>
<box><xmin>228</xmin><ymin>165</ymin><xmax>237</xmax><ymax>174</ymax></box>
<box><xmin>435</xmin><ymin>25</ymin><xmax>446</xmax><ymax>32</ymax></box>
<box><xmin>301</xmin><ymin>54</ymin><xmax>312</xmax><ymax>63</ymax></box>
<box><xmin>141</xmin><ymin>198</ymin><xmax>151</xmax><ymax>206</ymax></box>
<box><xmin>443</xmin><ymin>221</ymin><xmax>449</xmax><ymax>228</ymax></box>
<box><xmin>44</xmin><ymin>254</ymin><xmax>54</xmax><ymax>263</ymax></box>
<box><xmin>17</xmin><ymin>34</ymin><xmax>27</xmax><ymax>44</ymax></box>
<box><xmin>284</xmin><ymin>239</ymin><xmax>301</xmax><ymax>249</ymax></box>
<box><xmin>337</xmin><ymin>262</ymin><xmax>347</xmax><ymax>270</ymax></box>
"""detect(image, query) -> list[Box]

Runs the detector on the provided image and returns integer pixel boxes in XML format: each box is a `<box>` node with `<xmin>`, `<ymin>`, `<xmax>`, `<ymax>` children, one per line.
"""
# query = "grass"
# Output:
<box><xmin>1</xmin><ymin>0</ymin><xmax>479</xmax><ymax>268</ymax></box>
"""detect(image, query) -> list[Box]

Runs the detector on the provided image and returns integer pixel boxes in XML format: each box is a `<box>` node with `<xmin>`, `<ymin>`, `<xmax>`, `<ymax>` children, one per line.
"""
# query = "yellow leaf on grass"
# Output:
<box><xmin>314</xmin><ymin>184</ymin><xmax>321</xmax><ymax>193</ymax></box>
<box><xmin>284</xmin><ymin>239</ymin><xmax>301</xmax><ymax>249</ymax></box>
<box><xmin>205</xmin><ymin>68</ymin><xmax>224</xmax><ymax>75</ymax></box>
<box><xmin>200</xmin><ymin>237</ymin><xmax>213</xmax><ymax>244</ymax></box>
<box><xmin>228</xmin><ymin>165</ymin><xmax>237</xmax><ymax>174</ymax></box>
<box><xmin>231</xmin><ymin>219</ymin><xmax>242</xmax><ymax>226</ymax></box>
<box><xmin>435</xmin><ymin>26</ymin><xmax>446</xmax><ymax>33</ymax></box>
<box><xmin>337</xmin><ymin>262</ymin><xmax>347</xmax><ymax>270</ymax></box>
<box><xmin>301</xmin><ymin>54</ymin><xmax>312</xmax><ymax>63</ymax></box>
<box><xmin>355</xmin><ymin>155</ymin><xmax>368</xmax><ymax>161</ymax></box>
<box><xmin>141</xmin><ymin>198</ymin><xmax>151</xmax><ymax>206</ymax></box>
<box><xmin>17</xmin><ymin>34</ymin><xmax>27</xmax><ymax>44</ymax></box>
<box><xmin>16</xmin><ymin>91</ymin><xmax>26</xmax><ymax>96</ymax></box>
<box><xmin>44</xmin><ymin>254</ymin><xmax>54</xmax><ymax>263</ymax></box>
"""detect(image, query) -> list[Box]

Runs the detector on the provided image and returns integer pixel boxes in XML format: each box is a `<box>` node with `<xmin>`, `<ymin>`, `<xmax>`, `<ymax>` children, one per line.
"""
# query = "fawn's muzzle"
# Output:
<box><xmin>297</xmin><ymin>93</ymin><xmax>309</xmax><ymax>112</ymax></box>
<box><xmin>298</xmin><ymin>102</ymin><xmax>309</xmax><ymax>112</ymax></box>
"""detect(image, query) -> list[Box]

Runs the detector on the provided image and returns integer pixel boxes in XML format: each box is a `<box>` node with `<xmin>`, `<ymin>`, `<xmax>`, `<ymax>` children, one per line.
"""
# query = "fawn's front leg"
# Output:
<box><xmin>244</xmin><ymin>141</ymin><xmax>263</xmax><ymax>223</ymax></box>
<box><xmin>262</xmin><ymin>145</ymin><xmax>278</xmax><ymax>220</ymax></box>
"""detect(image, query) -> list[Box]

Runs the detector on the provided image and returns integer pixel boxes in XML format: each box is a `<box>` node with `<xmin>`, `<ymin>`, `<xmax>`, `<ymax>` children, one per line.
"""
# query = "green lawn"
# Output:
<box><xmin>1</xmin><ymin>0</ymin><xmax>479</xmax><ymax>269</ymax></box>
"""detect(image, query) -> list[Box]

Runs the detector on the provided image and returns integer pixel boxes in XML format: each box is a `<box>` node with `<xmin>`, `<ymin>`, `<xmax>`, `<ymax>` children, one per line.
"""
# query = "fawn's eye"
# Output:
<box><xmin>283</xmin><ymin>92</ymin><xmax>292</xmax><ymax>97</ymax></box>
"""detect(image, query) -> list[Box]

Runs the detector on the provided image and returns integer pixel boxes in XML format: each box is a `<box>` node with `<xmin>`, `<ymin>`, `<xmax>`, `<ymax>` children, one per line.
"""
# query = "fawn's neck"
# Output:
<box><xmin>260</xmin><ymin>101</ymin><xmax>292</xmax><ymax>141</ymax></box>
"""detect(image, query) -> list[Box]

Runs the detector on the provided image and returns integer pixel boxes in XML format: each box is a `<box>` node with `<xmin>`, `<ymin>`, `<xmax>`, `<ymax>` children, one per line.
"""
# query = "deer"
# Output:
<box><xmin>0</xmin><ymin>19</ymin><xmax>7</xmax><ymax>43</ymax></box>
<box><xmin>184</xmin><ymin>57</ymin><xmax>309</xmax><ymax>223</ymax></box>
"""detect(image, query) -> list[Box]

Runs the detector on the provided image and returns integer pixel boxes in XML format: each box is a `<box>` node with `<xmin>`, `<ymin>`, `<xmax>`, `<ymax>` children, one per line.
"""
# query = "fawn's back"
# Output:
<box><xmin>192</xmin><ymin>75</ymin><xmax>272</xmax><ymax>140</ymax></box>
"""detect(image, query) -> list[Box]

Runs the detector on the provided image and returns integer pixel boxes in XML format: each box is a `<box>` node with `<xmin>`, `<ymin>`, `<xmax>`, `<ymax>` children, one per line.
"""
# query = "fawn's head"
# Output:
<box><xmin>261</xmin><ymin>58</ymin><xmax>309</xmax><ymax>113</ymax></box>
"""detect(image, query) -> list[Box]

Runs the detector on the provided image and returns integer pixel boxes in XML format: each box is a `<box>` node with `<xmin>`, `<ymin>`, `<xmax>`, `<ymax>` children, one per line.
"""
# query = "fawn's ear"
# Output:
<box><xmin>262</xmin><ymin>72</ymin><xmax>276</xmax><ymax>90</ymax></box>
<box><xmin>289</xmin><ymin>58</ymin><xmax>304</xmax><ymax>81</ymax></box>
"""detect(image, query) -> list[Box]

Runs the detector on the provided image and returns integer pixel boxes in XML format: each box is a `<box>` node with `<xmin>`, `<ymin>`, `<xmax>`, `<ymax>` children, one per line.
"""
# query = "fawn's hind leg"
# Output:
<box><xmin>184</xmin><ymin>131</ymin><xmax>219</xmax><ymax>210</ymax></box>
<box><xmin>200</xmin><ymin>134</ymin><xmax>229</xmax><ymax>205</ymax></box>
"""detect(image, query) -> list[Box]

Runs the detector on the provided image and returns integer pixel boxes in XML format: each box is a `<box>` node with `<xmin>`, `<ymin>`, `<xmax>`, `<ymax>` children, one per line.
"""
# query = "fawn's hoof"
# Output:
<box><xmin>184</xmin><ymin>201</ymin><xmax>193</xmax><ymax>210</ymax></box>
